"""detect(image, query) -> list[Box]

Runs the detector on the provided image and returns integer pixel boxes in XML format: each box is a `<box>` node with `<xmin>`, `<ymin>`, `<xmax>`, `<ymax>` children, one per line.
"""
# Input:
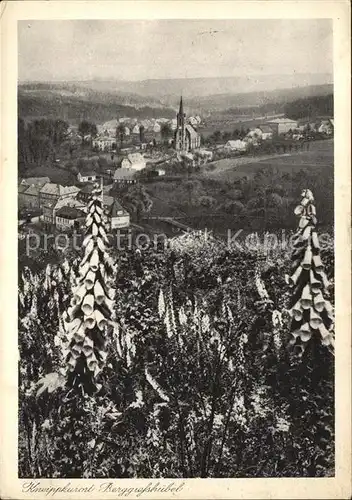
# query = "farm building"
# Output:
<box><xmin>121</xmin><ymin>153</ymin><xmax>146</xmax><ymax>171</ymax></box>
<box><xmin>92</xmin><ymin>136</ymin><xmax>116</xmax><ymax>152</ymax></box>
<box><xmin>20</xmin><ymin>176</ymin><xmax>50</xmax><ymax>187</ymax></box>
<box><xmin>19</xmin><ymin>185</ymin><xmax>41</xmax><ymax>209</ymax></box>
<box><xmin>39</xmin><ymin>183</ymin><xmax>80</xmax><ymax>208</ymax></box>
<box><xmin>113</xmin><ymin>168</ymin><xmax>137</xmax><ymax>185</ymax></box>
<box><xmin>266</xmin><ymin>118</ymin><xmax>298</xmax><ymax>135</ymax></box>
<box><xmin>225</xmin><ymin>140</ymin><xmax>247</xmax><ymax>152</ymax></box>
<box><xmin>43</xmin><ymin>196</ymin><xmax>85</xmax><ymax>227</ymax></box>
<box><xmin>108</xmin><ymin>199</ymin><xmax>130</xmax><ymax>230</ymax></box>
<box><xmin>197</xmin><ymin>149</ymin><xmax>214</xmax><ymax>161</ymax></box>
<box><xmin>318</xmin><ymin>119</ymin><xmax>334</xmax><ymax>135</ymax></box>
<box><xmin>55</xmin><ymin>206</ymin><xmax>86</xmax><ymax>231</ymax></box>
<box><xmin>258</xmin><ymin>125</ymin><xmax>274</xmax><ymax>140</ymax></box>
<box><xmin>77</xmin><ymin>171</ymin><xmax>98</xmax><ymax>183</ymax></box>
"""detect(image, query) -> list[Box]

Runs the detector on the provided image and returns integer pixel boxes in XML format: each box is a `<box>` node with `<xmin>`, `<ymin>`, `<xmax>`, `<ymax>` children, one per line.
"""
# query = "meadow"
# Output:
<box><xmin>202</xmin><ymin>139</ymin><xmax>333</xmax><ymax>181</ymax></box>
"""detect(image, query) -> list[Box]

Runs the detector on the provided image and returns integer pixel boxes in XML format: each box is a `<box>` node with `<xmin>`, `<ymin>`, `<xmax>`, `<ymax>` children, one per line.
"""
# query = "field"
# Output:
<box><xmin>202</xmin><ymin>139</ymin><xmax>333</xmax><ymax>181</ymax></box>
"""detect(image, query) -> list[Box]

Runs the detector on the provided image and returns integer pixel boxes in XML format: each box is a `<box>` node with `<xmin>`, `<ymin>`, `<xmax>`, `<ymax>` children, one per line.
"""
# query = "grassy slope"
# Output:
<box><xmin>202</xmin><ymin>139</ymin><xmax>333</xmax><ymax>181</ymax></box>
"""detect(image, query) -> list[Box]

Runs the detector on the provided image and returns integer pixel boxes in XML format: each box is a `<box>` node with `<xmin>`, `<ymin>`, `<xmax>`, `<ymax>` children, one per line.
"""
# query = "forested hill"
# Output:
<box><xmin>18</xmin><ymin>91</ymin><xmax>176</xmax><ymax>124</ymax></box>
<box><xmin>284</xmin><ymin>94</ymin><xmax>333</xmax><ymax>120</ymax></box>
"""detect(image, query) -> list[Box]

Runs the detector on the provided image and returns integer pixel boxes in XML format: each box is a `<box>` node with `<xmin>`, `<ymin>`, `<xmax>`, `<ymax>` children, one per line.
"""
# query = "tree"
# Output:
<box><xmin>117</xmin><ymin>124</ymin><xmax>126</xmax><ymax>149</ymax></box>
<box><xmin>213</xmin><ymin>130</ymin><xmax>221</xmax><ymax>143</ymax></box>
<box><xmin>139</xmin><ymin>124</ymin><xmax>145</xmax><ymax>143</ymax></box>
<box><xmin>122</xmin><ymin>185</ymin><xmax>153</xmax><ymax>222</ymax></box>
<box><xmin>232</xmin><ymin>128</ymin><xmax>240</xmax><ymax>139</ymax></box>
<box><xmin>161</xmin><ymin>123</ymin><xmax>172</xmax><ymax>143</ymax></box>
<box><xmin>78</xmin><ymin>121</ymin><xmax>97</xmax><ymax>143</ymax></box>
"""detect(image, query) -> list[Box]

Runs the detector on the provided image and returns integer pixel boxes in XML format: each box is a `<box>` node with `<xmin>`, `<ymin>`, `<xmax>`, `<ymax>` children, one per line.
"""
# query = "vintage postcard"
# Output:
<box><xmin>0</xmin><ymin>1</ymin><xmax>351</xmax><ymax>499</ymax></box>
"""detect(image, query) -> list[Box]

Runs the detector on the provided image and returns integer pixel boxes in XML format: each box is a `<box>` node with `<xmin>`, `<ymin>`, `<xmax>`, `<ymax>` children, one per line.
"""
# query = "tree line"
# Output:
<box><xmin>284</xmin><ymin>94</ymin><xmax>333</xmax><ymax>121</ymax></box>
<box><xmin>18</xmin><ymin>118</ymin><xmax>70</xmax><ymax>174</ymax></box>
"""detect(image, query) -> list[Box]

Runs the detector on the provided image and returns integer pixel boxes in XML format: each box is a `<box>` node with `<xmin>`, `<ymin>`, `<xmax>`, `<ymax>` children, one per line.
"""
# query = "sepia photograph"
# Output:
<box><xmin>16</xmin><ymin>17</ymin><xmax>337</xmax><ymax>481</ymax></box>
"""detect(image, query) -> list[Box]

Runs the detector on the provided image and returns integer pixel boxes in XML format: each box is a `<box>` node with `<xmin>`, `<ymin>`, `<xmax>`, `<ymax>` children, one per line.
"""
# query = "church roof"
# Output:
<box><xmin>185</xmin><ymin>124</ymin><xmax>199</xmax><ymax>140</ymax></box>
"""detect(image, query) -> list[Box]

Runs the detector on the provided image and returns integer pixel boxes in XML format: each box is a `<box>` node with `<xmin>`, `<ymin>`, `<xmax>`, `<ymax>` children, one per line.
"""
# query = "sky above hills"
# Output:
<box><xmin>18</xmin><ymin>19</ymin><xmax>333</xmax><ymax>83</ymax></box>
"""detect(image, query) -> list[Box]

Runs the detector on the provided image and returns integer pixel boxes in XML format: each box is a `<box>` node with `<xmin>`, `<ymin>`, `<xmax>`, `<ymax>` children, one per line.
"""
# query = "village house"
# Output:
<box><xmin>101</xmin><ymin>195</ymin><xmax>115</xmax><ymax>212</ymax></box>
<box><xmin>153</xmin><ymin>123</ymin><xmax>161</xmax><ymax>133</ymax></box>
<box><xmin>18</xmin><ymin>184</ymin><xmax>32</xmax><ymax>209</ymax></box>
<box><xmin>141</xmin><ymin>119</ymin><xmax>152</xmax><ymax>130</ymax></box>
<box><xmin>42</xmin><ymin>196</ymin><xmax>85</xmax><ymax>227</ymax></box>
<box><xmin>55</xmin><ymin>206</ymin><xmax>86</xmax><ymax>231</ymax></box>
<box><xmin>77</xmin><ymin>184</ymin><xmax>95</xmax><ymax>204</ymax></box>
<box><xmin>77</xmin><ymin>171</ymin><xmax>98</xmax><ymax>183</ymax></box>
<box><xmin>92</xmin><ymin>136</ymin><xmax>116</xmax><ymax>152</ymax></box>
<box><xmin>101</xmin><ymin>119</ymin><xmax>118</xmax><ymax>137</ymax></box>
<box><xmin>175</xmin><ymin>97</ymin><xmax>201</xmax><ymax>152</ymax></box>
<box><xmin>266</xmin><ymin>117</ymin><xmax>298</xmax><ymax>135</ymax></box>
<box><xmin>318</xmin><ymin>119</ymin><xmax>334</xmax><ymax>135</ymax></box>
<box><xmin>39</xmin><ymin>183</ymin><xmax>80</xmax><ymax>208</ymax></box>
<box><xmin>132</xmin><ymin>124</ymin><xmax>140</xmax><ymax>135</ymax></box>
<box><xmin>148</xmin><ymin>168</ymin><xmax>166</xmax><ymax>177</ymax></box>
<box><xmin>20</xmin><ymin>176</ymin><xmax>50</xmax><ymax>187</ymax></box>
<box><xmin>225</xmin><ymin>139</ymin><xmax>248</xmax><ymax>152</ymax></box>
<box><xmin>155</xmin><ymin>168</ymin><xmax>166</xmax><ymax>176</ymax></box>
<box><xmin>258</xmin><ymin>125</ymin><xmax>274</xmax><ymax>140</ymax></box>
<box><xmin>108</xmin><ymin>199</ymin><xmax>130</xmax><ymax>230</ymax></box>
<box><xmin>197</xmin><ymin>148</ymin><xmax>214</xmax><ymax>161</ymax></box>
<box><xmin>113</xmin><ymin>168</ymin><xmax>137</xmax><ymax>185</ymax></box>
<box><xmin>19</xmin><ymin>184</ymin><xmax>41</xmax><ymax>209</ymax></box>
<box><xmin>120</xmin><ymin>153</ymin><xmax>146</xmax><ymax>171</ymax></box>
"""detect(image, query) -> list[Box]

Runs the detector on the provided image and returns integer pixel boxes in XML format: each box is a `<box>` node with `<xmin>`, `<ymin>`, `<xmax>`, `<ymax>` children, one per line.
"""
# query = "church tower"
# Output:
<box><xmin>175</xmin><ymin>96</ymin><xmax>186</xmax><ymax>151</ymax></box>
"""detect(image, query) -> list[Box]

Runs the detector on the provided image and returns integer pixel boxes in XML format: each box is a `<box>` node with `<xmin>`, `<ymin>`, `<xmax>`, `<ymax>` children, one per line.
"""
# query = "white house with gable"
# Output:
<box><xmin>121</xmin><ymin>153</ymin><xmax>146</xmax><ymax>171</ymax></box>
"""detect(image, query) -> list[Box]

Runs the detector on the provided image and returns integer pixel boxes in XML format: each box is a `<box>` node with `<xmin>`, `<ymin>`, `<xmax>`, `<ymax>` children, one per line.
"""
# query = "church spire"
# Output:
<box><xmin>179</xmin><ymin>95</ymin><xmax>184</xmax><ymax>116</ymax></box>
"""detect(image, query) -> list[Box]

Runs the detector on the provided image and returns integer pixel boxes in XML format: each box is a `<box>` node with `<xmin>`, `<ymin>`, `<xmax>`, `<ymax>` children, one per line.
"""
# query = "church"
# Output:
<box><xmin>174</xmin><ymin>97</ymin><xmax>201</xmax><ymax>152</ymax></box>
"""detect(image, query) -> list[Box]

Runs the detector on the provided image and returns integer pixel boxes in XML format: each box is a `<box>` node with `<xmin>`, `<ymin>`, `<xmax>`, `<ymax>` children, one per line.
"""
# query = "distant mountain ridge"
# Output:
<box><xmin>187</xmin><ymin>84</ymin><xmax>333</xmax><ymax>114</ymax></box>
<box><xmin>20</xmin><ymin>72</ymin><xmax>332</xmax><ymax>100</ymax></box>
<box><xmin>18</xmin><ymin>74</ymin><xmax>333</xmax><ymax>124</ymax></box>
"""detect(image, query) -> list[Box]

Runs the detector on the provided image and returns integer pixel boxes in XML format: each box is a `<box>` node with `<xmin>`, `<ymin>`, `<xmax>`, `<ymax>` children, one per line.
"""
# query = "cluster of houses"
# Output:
<box><xmin>89</xmin><ymin>106</ymin><xmax>202</xmax><ymax>153</ymax></box>
<box><xmin>18</xmin><ymin>177</ymin><xmax>130</xmax><ymax>231</ymax></box>
<box><xmin>223</xmin><ymin>117</ymin><xmax>334</xmax><ymax>152</ymax></box>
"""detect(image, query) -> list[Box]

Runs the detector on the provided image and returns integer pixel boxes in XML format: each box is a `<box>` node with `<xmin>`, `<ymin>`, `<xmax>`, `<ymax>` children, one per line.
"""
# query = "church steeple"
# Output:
<box><xmin>175</xmin><ymin>95</ymin><xmax>189</xmax><ymax>152</ymax></box>
<box><xmin>179</xmin><ymin>95</ymin><xmax>184</xmax><ymax>117</ymax></box>
<box><xmin>177</xmin><ymin>95</ymin><xmax>185</xmax><ymax>131</ymax></box>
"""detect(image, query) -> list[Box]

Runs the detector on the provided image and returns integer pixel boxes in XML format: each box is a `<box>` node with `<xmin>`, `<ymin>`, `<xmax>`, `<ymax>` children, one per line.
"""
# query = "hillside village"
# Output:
<box><xmin>18</xmin><ymin>95</ymin><xmax>334</xmax><ymax>237</ymax></box>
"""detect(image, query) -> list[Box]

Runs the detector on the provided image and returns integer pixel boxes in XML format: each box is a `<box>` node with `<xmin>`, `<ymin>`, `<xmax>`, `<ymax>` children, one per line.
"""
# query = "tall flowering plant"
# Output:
<box><xmin>63</xmin><ymin>183</ymin><xmax>116</xmax><ymax>394</ymax></box>
<box><xmin>288</xmin><ymin>189</ymin><xmax>334</xmax><ymax>356</ymax></box>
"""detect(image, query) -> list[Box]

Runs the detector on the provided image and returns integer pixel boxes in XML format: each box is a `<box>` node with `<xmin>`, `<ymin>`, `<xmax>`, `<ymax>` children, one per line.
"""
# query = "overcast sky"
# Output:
<box><xmin>18</xmin><ymin>19</ymin><xmax>333</xmax><ymax>82</ymax></box>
